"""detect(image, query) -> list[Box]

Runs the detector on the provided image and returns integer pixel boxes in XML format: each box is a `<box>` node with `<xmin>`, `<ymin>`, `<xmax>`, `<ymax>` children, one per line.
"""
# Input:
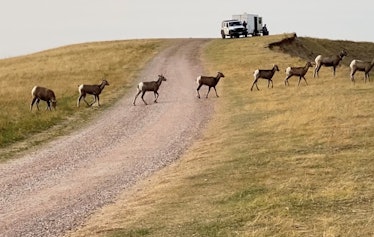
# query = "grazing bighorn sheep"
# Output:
<box><xmin>251</xmin><ymin>65</ymin><xmax>279</xmax><ymax>91</ymax></box>
<box><xmin>349</xmin><ymin>59</ymin><xmax>374</xmax><ymax>83</ymax></box>
<box><xmin>196</xmin><ymin>72</ymin><xmax>225</xmax><ymax>98</ymax></box>
<box><xmin>313</xmin><ymin>50</ymin><xmax>348</xmax><ymax>77</ymax></box>
<box><xmin>30</xmin><ymin>86</ymin><xmax>57</xmax><ymax>111</ymax></box>
<box><xmin>284</xmin><ymin>62</ymin><xmax>314</xmax><ymax>86</ymax></box>
<box><xmin>77</xmin><ymin>79</ymin><xmax>109</xmax><ymax>107</ymax></box>
<box><xmin>133</xmin><ymin>74</ymin><xmax>167</xmax><ymax>105</ymax></box>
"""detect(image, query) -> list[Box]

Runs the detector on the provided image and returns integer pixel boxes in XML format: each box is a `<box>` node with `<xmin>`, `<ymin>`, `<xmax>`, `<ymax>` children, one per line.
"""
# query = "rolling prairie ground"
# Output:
<box><xmin>69</xmin><ymin>34</ymin><xmax>374</xmax><ymax>237</ymax></box>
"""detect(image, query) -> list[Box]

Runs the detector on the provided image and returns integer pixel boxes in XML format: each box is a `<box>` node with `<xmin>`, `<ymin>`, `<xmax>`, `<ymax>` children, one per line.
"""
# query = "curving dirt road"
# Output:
<box><xmin>0</xmin><ymin>39</ymin><xmax>214</xmax><ymax>237</ymax></box>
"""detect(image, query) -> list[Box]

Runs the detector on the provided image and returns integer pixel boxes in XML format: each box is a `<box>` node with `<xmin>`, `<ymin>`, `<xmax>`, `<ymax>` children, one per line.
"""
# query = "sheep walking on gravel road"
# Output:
<box><xmin>133</xmin><ymin>74</ymin><xmax>167</xmax><ymax>105</ymax></box>
<box><xmin>196</xmin><ymin>72</ymin><xmax>225</xmax><ymax>98</ymax></box>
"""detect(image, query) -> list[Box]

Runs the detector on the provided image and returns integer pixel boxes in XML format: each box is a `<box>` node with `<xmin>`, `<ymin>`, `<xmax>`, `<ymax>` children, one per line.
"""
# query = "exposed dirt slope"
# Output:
<box><xmin>270</xmin><ymin>34</ymin><xmax>374</xmax><ymax>66</ymax></box>
<box><xmin>0</xmin><ymin>39</ymin><xmax>214</xmax><ymax>237</ymax></box>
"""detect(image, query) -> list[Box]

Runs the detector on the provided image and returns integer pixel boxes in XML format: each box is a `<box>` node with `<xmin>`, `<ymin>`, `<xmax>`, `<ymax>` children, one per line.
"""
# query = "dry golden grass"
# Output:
<box><xmin>0</xmin><ymin>39</ymin><xmax>167</xmax><ymax>160</ymax></box>
<box><xmin>68</xmin><ymin>34</ymin><xmax>374</xmax><ymax>237</ymax></box>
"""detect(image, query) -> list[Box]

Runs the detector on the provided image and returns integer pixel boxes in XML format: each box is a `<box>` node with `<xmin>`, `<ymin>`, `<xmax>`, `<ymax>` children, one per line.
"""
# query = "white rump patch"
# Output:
<box><xmin>253</xmin><ymin>70</ymin><xmax>260</xmax><ymax>79</ymax></box>
<box><xmin>285</xmin><ymin>67</ymin><xmax>292</xmax><ymax>76</ymax></box>
<box><xmin>78</xmin><ymin>84</ymin><xmax>84</xmax><ymax>93</ymax></box>
<box><xmin>31</xmin><ymin>86</ymin><xmax>37</xmax><ymax>96</ymax></box>
<box><xmin>315</xmin><ymin>55</ymin><xmax>322</xmax><ymax>64</ymax></box>
<box><xmin>138</xmin><ymin>82</ymin><xmax>144</xmax><ymax>91</ymax></box>
<box><xmin>349</xmin><ymin>60</ymin><xmax>356</xmax><ymax>69</ymax></box>
<box><xmin>196</xmin><ymin>76</ymin><xmax>202</xmax><ymax>84</ymax></box>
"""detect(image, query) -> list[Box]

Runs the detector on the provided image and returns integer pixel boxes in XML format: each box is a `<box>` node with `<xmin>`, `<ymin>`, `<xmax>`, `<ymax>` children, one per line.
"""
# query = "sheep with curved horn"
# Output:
<box><xmin>313</xmin><ymin>49</ymin><xmax>348</xmax><ymax>77</ymax></box>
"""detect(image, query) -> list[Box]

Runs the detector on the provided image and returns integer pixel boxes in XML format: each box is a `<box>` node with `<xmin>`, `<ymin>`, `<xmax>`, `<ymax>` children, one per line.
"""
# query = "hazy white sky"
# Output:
<box><xmin>0</xmin><ymin>0</ymin><xmax>373</xmax><ymax>58</ymax></box>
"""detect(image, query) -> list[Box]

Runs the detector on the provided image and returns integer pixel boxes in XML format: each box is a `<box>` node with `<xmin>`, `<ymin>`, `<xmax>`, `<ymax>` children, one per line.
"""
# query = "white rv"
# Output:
<box><xmin>232</xmin><ymin>13</ymin><xmax>267</xmax><ymax>36</ymax></box>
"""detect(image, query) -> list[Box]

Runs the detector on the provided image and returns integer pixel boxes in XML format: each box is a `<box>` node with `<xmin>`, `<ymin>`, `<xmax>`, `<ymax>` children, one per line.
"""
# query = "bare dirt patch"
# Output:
<box><xmin>0</xmin><ymin>39</ymin><xmax>214</xmax><ymax>237</ymax></box>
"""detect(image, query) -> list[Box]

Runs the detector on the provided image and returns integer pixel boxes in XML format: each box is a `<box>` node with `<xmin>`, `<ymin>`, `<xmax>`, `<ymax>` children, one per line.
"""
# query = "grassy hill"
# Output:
<box><xmin>68</xmin><ymin>34</ymin><xmax>374</xmax><ymax>236</ymax></box>
<box><xmin>2</xmin><ymin>34</ymin><xmax>374</xmax><ymax>236</ymax></box>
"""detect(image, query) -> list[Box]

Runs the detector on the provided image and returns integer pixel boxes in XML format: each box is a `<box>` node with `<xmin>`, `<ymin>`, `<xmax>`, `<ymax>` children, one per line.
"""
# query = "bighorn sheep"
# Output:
<box><xmin>284</xmin><ymin>62</ymin><xmax>314</xmax><ymax>86</ymax></box>
<box><xmin>133</xmin><ymin>74</ymin><xmax>167</xmax><ymax>105</ymax></box>
<box><xmin>251</xmin><ymin>65</ymin><xmax>279</xmax><ymax>91</ymax></box>
<box><xmin>350</xmin><ymin>59</ymin><xmax>374</xmax><ymax>83</ymax></box>
<box><xmin>30</xmin><ymin>86</ymin><xmax>57</xmax><ymax>111</ymax></box>
<box><xmin>196</xmin><ymin>72</ymin><xmax>225</xmax><ymax>98</ymax></box>
<box><xmin>77</xmin><ymin>79</ymin><xmax>109</xmax><ymax>107</ymax></box>
<box><xmin>313</xmin><ymin>50</ymin><xmax>348</xmax><ymax>77</ymax></box>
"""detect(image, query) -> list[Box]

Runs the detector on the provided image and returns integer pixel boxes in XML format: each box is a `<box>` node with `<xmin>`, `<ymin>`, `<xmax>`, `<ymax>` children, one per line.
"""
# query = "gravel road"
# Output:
<box><xmin>0</xmin><ymin>39</ymin><xmax>214</xmax><ymax>237</ymax></box>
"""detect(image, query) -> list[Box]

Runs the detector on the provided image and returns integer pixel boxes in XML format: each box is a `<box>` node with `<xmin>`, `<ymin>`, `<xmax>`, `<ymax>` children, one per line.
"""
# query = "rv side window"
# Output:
<box><xmin>259</xmin><ymin>18</ymin><xmax>262</xmax><ymax>25</ymax></box>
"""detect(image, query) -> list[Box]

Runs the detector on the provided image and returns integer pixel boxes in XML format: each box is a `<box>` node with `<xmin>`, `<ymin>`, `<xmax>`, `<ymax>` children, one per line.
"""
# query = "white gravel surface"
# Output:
<box><xmin>0</xmin><ymin>39</ymin><xmax>215</xmax><ymax>237</ymax></box>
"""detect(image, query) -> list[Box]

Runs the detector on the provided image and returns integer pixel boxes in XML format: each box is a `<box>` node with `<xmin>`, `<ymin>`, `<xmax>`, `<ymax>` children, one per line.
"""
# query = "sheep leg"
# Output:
<box><xmin>35</xmin><ymin>98</ymin><xmax>41</xmax><ymax>111</ymax></box>
<box><xmin>269</xmin><ymin>79</ymin><xmax>273</xmax><ymax>88</ymax></box>
<box><xmin>196</xmin><ymin>84</ymin><xmax>203</xmax><ymax>98</ymax></box>
<box><xmin>250</xmin><ymin>80</ymin><xmax>259</xmax><ymax>91</ymax></box>
<box><xmin>89</xmin><ymin>95</ymin><xmax>97</xmax><ymax>107</ymax></box>
<box><xmin>313</xmin><ymin>65</ymin><xmax>321</xmax><ymax>78</ymax></box>
<box><xmin>350</xmin><ymin>69</ymin><xmax>357</xmax><ymax>82</ymax></box>
<box><xmin>302</xmin><ymin>76</ymin><xmax>308</xmax><ymax>85</ymax></box>
<box><xmin>284</xmin><ymin>75</ymin><xmax>291</xmax><ymax>86</ymax></box>
<box><xmin>141</xmin><ymin>91</ymin><xmax>148</xmax><ymax>105</ymax></box>
<box><xmin>133</xmin><ymin>90</ymin><xmax>142</xmax><ymax>106</ymax></box>
<box><xmin>153</xmin><ymin>91</ymin><xmax>159</xmax><ymax>103</ymax></box>
<box><xmin>213</xmin><ymin>87</ymin><xmax>219</xmax><ymax>97</ymax></box>
<box><xmin>77</xmin><ymin>95</ymin><xmax>83</xmax><ymax>107</ymax></box>
<box><xmin>332</xmin><ymin>66</ymin><xmax>336</xmax><ymax>77</ymax></box>
<box><xmin>46</xmin><ymin>100</ymin><xmax>51</xmax><ymax>110</ymax></box>
<box><xmin>297</xmin><ymin>76</ymin><xmax>308</xmax><ymax>86</ymax></box>
<box><xmin>205</xmin><ymin>87</ymin><xmax>211</xmax><ymax>98</ymax></box>
<box><xmin>79</xmin><ymin>95</ymin><xmax>91</xmax><ymax>106</ymax></box>
<box><xmin>284</xmin><ymin>79</ymin><xmax>289</xmax><ymax>86</ymax></box>
<box><xmin>96</xmin><ymin>95</ymin><xmax>100</xmax><ymax>106</ymax></box>
<box><xmin>30</xmin><ymin>97</ymin><xmax>38</xmax><ymax>111</ymax></box>
<box><xmin>267</xmin><ymin>79</ymin><xmax>273</xmax><ymax>88</ymax></box>
<box><xmin>363</xmin><ymin>71</ymin><xmax>370</xmax><ymax>83</ymax></box>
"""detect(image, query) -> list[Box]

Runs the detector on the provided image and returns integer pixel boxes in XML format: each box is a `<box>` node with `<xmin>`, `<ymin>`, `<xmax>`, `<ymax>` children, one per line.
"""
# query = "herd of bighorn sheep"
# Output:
<box><xmin>251</xmin><ymin>49</ymin><xmax>374</xmax><ymax>91</ymax></box>
<box><xmin>30</xmin><ymin>49</ymin><xmax>373</xmax><ymax>111</ymax></box>
<box><xmin>30</xmin><ymin>71</ymin><xmax>227</xmax><ymax>111</ymax></box>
